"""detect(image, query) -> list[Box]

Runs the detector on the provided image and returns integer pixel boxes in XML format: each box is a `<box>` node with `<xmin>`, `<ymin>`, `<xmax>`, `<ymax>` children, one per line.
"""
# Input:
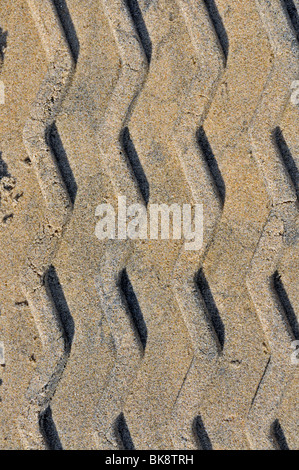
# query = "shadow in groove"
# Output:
<box><xmin>125</xmin><ymin>0</ymin><xmax>152</xmax><ymax>63</ymax></box>
<box><xmin>53</xmin><ymin>0</ymin><xmax>80</xmax><ymax>63</ymax></box>
<box><xmin>121</xmin><ymin>127</ymin><xmax>150</xmax><ymax>205</ymax></box>
<box><xmin>195</xmin><ymin>268</ymin><xmax>225</xmax><ymax>351</ymax></box>
<box><xmin>46</xmin><ymin>265</ymin><xmax>75</xmax><ymax>349</ymax></box>
<box><xmin>0</xmin><ymin>152</ymin><xmax>11</xmax><ymax>181</ymax></box>
<box><xmin>282</xmin><ymin>0</ymin><xmax>299</xmax><ymax>40</ymax></box>
<box><xmin>272</xmin><ymin>419</ymin><xmax>289</xmax><ymax>450</ymax></box>
<box><xmin>47</xmin><ymin>123</ymin><xmax>78</xmax><ymax>205</ymax></box>
<box><xmin>203</xmin><ymin>0</ymin><xmax>229</xmax><ymax>62</ymax></box>
<box><xmin>119</xmin><ymin>268</ymin><xmax>148</xmax><ymax>350</ymax></box>
<box><xmin>40</xmin><ymin>406</ymin><xmax>63</xmax><ymax>450</ymax></box>
<box><xmin>193</xmin><ymin>415</ymin><xmax>213</xmax><ymax>450</ymax></box>
<box><xmin>115</xmin><ymin>413</ymin><xmax>135</xmax><ymax>450</ymax></box>
<box><xmin>274</xmin><ymin>127</ymin><xmax>299</xmax><ymax>200</ymax></box>
<box><xmin>197</xmin><ymin>126</ymin><xmax>226</xmax><ymax>205</ymax></box>
<box><xmin>0</xmin><ymin>27</ymin><xmax>8</xmax><ymax>64</ymax></box>
<box><xmin>273</xmin><ymin>271</ymin><xmax>299</xmax><ymax>341</ymax></box>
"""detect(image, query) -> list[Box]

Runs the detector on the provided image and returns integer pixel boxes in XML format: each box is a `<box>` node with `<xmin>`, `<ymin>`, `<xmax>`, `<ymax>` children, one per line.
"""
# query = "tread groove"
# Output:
<box><xmin>195</xmin><ymin>268</ymin><xmax>225</xmax><ymax>351</ymax></box>
<box><xmin>119</xmin><ymin>268</ymin><xmax>147</xmax><ymax>351</ymax></box>
<box><xmin>39</xmin><ymin>406</ymin><xmax>63</xmax><ymax>450</ymax></box>
<box><xmin>121</xmin><ymin>127</ymin><xmax>150</xmax><ymax>205</ymax></box>
<box><xmin>125</xmin><ymin>0</ymin><xmax>152</xmax><ymax>63</ymax></box>
<box><xmin>193</xmin><ymin>415</ymin><xmax>213</xmax><ymax>450</ymax></box>
<box><xmin>203</xmin><ymin>0</ymin><xmax>229</xmax><ymax>62</ymax></box>
<box><xmin>115</xmin><ymin>413</ymin><xmax>135</xmax><ymax>450</ymax></box>
<box><xmin>273</xmin><ymin>271</ymin><xmax>299</xmax><ymax>341</ymax></box>
<box><xmin>52</xmin><ymin>0</ymin><xmax>80</xmax><ymax>62</ymax></box>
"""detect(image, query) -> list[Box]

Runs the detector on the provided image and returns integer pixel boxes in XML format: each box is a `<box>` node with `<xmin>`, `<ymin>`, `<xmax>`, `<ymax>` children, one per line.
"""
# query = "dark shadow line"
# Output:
<box><xmin>282</xmin><ymin>0</ymin><xmax>299</xmax><ymax>40</ymax></box>
<box><xmin>271</xmin><ymin>419</ymin><xmax>289</xmax><ymax>450</ymax></box>
<box><xmin>193</xmin><ymin>415</ymin><xmax>213</xmax><ymax>450</ymax></box>
<box><xmin>125</xmin><ymin>0</ymin><xmax>152</xmax><ymax>63</ymax></box>
<box><xmin>273</xmin><ymin>271</ymin><xmax>299</xmax><ymax>341</ymax></box>
<box><xmin>53</xmin><ymin>0</ymin><xmax>80</xmax><ymax>63</ymax></box>
<box><xmin>203</xmin><ymin>0</ymin><xmax>229</xmax><ymax>62</ymax></box>
<box><xmin>46</xmin><ymin>265</ymin><xmax>75</xmax><ymax>349</ymax></box>
<box><xmin>197</xmin><ymin>126</ymin><xmax>226</xmax><ymax>206</ymax></box>
<box><xmin>0</xmin><ymin>152</ymin><xmax>11</xmax><ymax>181</ymax></box>
<box><xmin>0</xmin><ymin>27</ymin><xmax>8</xmax><ymax>64</ymax></box>
<box><xmin>274</xmin><ymin>127</ymin><xmax>299</xmax><ymax>200</ymax></box>
<box><xmin>115</xmin><ymin>413</ymin><xmax>135</xmax><ymax>450</ymax></box>
<box><xmin>39</xmin><ymin>406</ymin><xmax>63</xmax><ymax>450</ymax></box>
<box><xmin>119</xmin><ymin>268</ymin><xmax>147</xmax><ymax>350</ymax></box>
<box><xmin>47</xmin><ymin>122</ymin><xmax>77</xmax><ymax>205</ymax></box>
<box><xmin>121</xmin><ymin>127</ymin><xmax>150</xmax><ymax>205</ymax></box>
<box><xmin>195</xmin><ymin>268</ymin><xmax>225</xmax><ymax>351</ymax></box>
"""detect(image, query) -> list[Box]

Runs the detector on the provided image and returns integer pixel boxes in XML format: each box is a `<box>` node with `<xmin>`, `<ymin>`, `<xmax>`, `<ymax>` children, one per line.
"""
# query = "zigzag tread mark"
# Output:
<box><xmin>169</xmin><ymin>0</ymin><xmax>226</xmax><ymax>449</ymax></box>
<box><xmin>18</xmin><ymin>0</ymin><xmax>75</xmax><ymax>449</ymax></box>
<box><xmin>246</xmin><ymin>0</ymin><xmax>299</xmax><ymax>449</ymax></box>
<box><xmin>94</xmin><ymin>0</ymin><xmax>149</xmax><ymax>449</ymax></box>
<box><xmin>168</xmin><ymin>0</ymin><xmax>295</xmax><ymax>450</ymax></box>
<box><xmin>98</xmin><ymin>0</ymin><xmax>148</xmax><ymax>205</ymax></box>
